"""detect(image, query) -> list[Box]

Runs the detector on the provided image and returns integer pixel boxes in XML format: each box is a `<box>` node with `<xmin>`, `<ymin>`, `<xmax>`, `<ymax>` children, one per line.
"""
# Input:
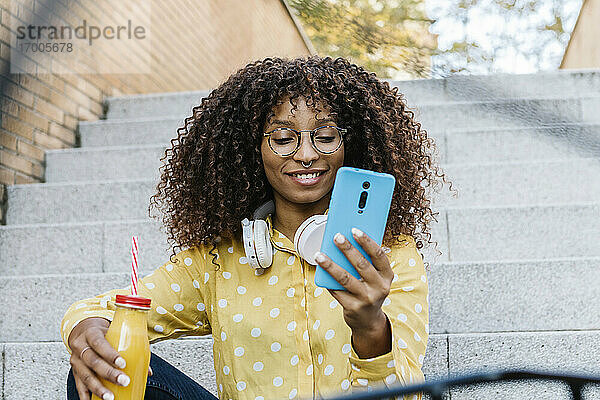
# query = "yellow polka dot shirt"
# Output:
<box><xmin>61</xmin><ymin>213</ymin><xmax>429</xmax><ymax>400</ymax></box>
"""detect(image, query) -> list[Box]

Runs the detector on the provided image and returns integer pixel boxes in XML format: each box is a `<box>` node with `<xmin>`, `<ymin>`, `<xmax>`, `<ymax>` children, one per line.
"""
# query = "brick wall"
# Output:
<box><xmin>0</xmin><ymin>0</ymin><xmax>313</xmax><ymax>186</ymax></box>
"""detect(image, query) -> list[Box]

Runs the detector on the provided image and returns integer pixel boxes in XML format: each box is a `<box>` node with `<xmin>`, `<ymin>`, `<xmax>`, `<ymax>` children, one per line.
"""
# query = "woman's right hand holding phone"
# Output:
<box><xmin>67</xmin><ymin>317</ymin><xmax>133</xmax><ymax>400</ymax></box>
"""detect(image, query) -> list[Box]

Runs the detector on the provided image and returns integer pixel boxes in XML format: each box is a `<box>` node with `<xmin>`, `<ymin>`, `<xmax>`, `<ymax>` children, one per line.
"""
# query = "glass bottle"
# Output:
<box><xmin>91</xmin><ymin>294</ymin><xmax>152</xmax><ymax>400</ymax></box>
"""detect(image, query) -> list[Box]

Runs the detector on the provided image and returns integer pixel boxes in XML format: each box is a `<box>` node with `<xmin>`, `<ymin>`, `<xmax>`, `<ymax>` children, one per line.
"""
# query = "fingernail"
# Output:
<box><xmin>103</xmin><ymin>392</ymin><xmax>114</xmax><ymax>400</ymax></box>
<box><xmin>314</xmin><ymin>252</ymin><xmax>326</xmax><ymax>263</ymax></box>
<box><xmin>115</xmin><ymin>357</ymin><xmax>126</xmax><ymax>369</ymax></box>
<box><xmin>352</xmin><ymin>227</ymin><xmax>364</xmax><ymax>238</ymax></box>
<box><xmin>117</xmin><ymin>374</ymin><xmax>130</xmax><ymax>387</ymax></box>
<box><xmin>149</xmin><ymin>365</ymin><xmax>153</xmax><ymax>376</ymax></box>
<box><xmin>334</xmin><ymin>232</ymin><xmax>345</xmax><ymax>244</ymax></box>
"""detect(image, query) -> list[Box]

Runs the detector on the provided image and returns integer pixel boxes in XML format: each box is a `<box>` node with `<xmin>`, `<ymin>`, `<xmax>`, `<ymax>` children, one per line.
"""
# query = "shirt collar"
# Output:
<box><xmin>265</xmin><ymin>213</ymin><xmax>295</xmax><ymax>253</ymax></box>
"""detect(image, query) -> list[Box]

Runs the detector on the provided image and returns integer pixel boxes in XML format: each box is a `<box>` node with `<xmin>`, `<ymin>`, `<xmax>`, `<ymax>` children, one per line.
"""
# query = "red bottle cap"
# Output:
<box><xmin>115</xmin><ymin>294</ymin><xmax>152</xmax><ymax>310</ymax></box>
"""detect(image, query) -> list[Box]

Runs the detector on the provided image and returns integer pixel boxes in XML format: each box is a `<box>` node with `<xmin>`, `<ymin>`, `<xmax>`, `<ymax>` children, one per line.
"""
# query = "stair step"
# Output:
<box><xmin>42</xmin><ymin>153</ymin><xmax>600</xmax><ymax>209</ymax></box>
<box><xmin>415</xmin><ymin>96</ymin><xmax>600</xmax><ymax>132</ymax></box>
<box><xmin>440</xmin><ymin>158</ymin><xmax>600</xmax><ymax>208</ymax></box>
<box><xmin>48</xmin><ymin>124</ymin><xmax>600</xmax><ymax>182</ymax></box>
<box><xmin>2</xmin><ymin>257</ymin><xmax>600</xmax><ymax>343</ymax></box>
<box><xmin>395</xmin><ymin>69</ymin><xmax>600</xmax><ymax>104</ymax></box>
<box><xmin>88</xmin><ymin>97</ymin><xmax>600</xmax><ymax>150</ymax></box>
<box><xmin>8</xmin><ymin>159</ymin><xmax>600</xmax><ymax>224</ymax></box>
<box><xmin>444</xmin><ymin>202</ymin><xmax>599</xmax><ymax>262</ymax></box>
<box><xmin>429</xmin><ymin>257</ymin><xmax>600</xmax><ymax>334</ymax></box>
<box><xmin>1</xmin><ymin>340</ymin><xmax>219</xmax><ymax>400</ymax></box>
<box><xmin>444</xmin><ymin>123</ymin><xmax>600</xmax><ymax>164</ymax></box>
<box><xmin>105</xmin><ymin>90</ymin><xmax>210</xmax><ymax>120</ymax></box>
<box><xmin>5</xmin><ymin>329</ymin><xmax>600</xmax><ymax>400</ymax></box>
<box><xmin>0</xmin><ymin>337</ymin><xmax>449</xmax><ymax>399</ymax></box>
<box><xmin>5</xmin><ymin>70</ymin><xmax>600</xmax><ymax>400</ymax></box>
<box><xmin>79</xmin><ymin>116</ymin><xmax>185</xmax><ymax>147</ymax></box>
<box><xmin>5</xmin><ymin>179</ymin><xmax>156</xmax><ymax>224</ymax></box>
<box><xmin>447</xmin><ymin>330</ymin><xmax>600</xmax><ymax>399</ymax></box>
<box><xmin>2</xmin><ymin>201</ymin><xmax>600</xmax><ymax>274</ymax></box>
<box><xmin>46</xmin><ymin>144</ymin><xmax>167</xmax><ymax>182</ymax></box>
<box><xmin>103</xmin><ymin>71</ymin><xmax>600</xmax><ymax>120</ymax></box>
<box><xmin>0</xmin><ymin>219</ymin><xmax>167</xmax><ymax>276</ymax></box>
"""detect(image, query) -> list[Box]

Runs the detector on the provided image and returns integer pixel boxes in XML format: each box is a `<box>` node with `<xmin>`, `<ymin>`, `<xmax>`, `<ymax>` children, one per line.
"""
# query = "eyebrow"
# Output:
<box><xmin>270</xmin><ymin>117</ymin><xmax>337</xmax><ymax>127</ymax></box>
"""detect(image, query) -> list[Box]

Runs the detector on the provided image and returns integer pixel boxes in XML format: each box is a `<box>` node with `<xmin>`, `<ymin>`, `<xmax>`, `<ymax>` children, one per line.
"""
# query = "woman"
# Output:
<box><xmin>62</xmin><ymin>55</ymin><xmax>452</xmax><ymax>400</ymax></box>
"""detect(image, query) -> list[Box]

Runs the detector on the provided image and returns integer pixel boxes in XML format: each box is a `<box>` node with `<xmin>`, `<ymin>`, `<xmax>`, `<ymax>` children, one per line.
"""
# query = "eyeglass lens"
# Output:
<box><xmin>269</xmin><ymin>126</ymin><xmax>342</xmax><ymax>155</ymax></box>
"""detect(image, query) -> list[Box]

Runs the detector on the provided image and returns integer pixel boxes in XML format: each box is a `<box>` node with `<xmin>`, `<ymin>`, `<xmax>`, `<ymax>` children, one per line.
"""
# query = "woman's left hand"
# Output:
<box><xmin>314</xmin><ymin>227</ymin><xmax>394</xmax><ymax>333</ymax></box>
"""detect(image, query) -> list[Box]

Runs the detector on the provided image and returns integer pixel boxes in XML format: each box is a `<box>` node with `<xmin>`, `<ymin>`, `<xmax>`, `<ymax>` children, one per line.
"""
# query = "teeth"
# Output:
<box><xmin>292</xmin><ymin>172</ymin><xmax>321</xmax><ymax>179</ymax></box>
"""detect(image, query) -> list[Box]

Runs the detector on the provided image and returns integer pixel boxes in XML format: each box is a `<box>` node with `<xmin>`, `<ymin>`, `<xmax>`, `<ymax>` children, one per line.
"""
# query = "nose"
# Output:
<box><xmin>292</xmin><ymin>131</ymin><xmax>319</xmax><ymax>163</ymax></box>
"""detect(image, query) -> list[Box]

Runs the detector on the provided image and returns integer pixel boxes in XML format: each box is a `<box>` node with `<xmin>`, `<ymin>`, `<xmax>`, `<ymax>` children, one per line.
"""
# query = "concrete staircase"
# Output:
<box><xmin>1</xmin><ymin>70</ymin><xmax>600</xmax><ymax>399</ymax></box>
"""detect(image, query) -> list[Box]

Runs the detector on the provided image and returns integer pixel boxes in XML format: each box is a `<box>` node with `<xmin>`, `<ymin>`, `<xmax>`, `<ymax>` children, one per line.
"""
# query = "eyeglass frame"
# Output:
<box><xmin>262</xmin><ymin>125</ymin><xmax>347</xmax><ymax>156</ymax></box>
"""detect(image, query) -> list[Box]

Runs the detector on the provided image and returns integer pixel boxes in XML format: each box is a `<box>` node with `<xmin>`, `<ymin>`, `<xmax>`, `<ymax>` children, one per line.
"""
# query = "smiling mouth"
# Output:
<box><xmin>286</xmin><ymin>171</ymin><xmax>326</xmax><ymax>179</ymax></box>
<box><xmin>285</xmin><ymin>170</ymin><xmax>327</xmax><ymax>186</ymax></box>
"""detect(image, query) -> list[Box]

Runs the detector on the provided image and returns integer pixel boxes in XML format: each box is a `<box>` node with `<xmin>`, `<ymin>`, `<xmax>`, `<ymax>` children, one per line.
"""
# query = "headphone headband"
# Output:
<box><xmin>253</xmin><ymin>200</ymin><xmax>275</xmax><ymax>220</ymax></box>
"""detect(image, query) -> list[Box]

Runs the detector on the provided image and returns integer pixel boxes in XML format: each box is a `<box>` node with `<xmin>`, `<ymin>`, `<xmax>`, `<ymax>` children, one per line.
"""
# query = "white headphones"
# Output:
<box><xmin>241</xmin><ymin>200</ymin><xmax>328</xmax><ymax>275</ymax></box>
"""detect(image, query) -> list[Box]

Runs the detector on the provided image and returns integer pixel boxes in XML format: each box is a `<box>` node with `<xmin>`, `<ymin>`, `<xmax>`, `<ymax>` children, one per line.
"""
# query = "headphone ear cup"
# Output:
<box><xmin>253</xmin><ymin>219</ymin><xmax>273</xmax><ymax>269</ymax></box>
<box><xmin>294</xmin><ymin>214</ymin><xmax>327</xmax><ymax>265</ymax></box>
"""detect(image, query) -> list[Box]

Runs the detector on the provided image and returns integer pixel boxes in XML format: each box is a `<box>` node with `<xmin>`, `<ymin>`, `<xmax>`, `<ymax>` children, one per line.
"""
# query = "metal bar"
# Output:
<box><xmin>569</xmin><ymin>382</ymin><xmax>584</xmax><ymax>400</ymax></box>
<box><xmin>306</xmin><ymin>369</ymin><xmax>600</xmax><ymax>400</ymax></box>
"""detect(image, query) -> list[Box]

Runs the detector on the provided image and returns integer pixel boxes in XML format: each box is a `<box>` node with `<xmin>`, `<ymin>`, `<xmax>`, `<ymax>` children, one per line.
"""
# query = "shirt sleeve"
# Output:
<box><xmin>60</xmin><ymin>246</ymin><xmax>212</xmax><ymax>355</ymax></box>
<box><xmin>347</xmin><ymin>235</ymin><xmax>429</xmax><ymax>400</ymax></box>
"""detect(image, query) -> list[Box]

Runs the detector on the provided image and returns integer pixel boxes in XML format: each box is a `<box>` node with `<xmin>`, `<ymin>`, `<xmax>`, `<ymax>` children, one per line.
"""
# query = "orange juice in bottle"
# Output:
<box><xmin>92</xmin><ymin>294</ymin><xmax>152</xmax><ymax>400</ymax></box>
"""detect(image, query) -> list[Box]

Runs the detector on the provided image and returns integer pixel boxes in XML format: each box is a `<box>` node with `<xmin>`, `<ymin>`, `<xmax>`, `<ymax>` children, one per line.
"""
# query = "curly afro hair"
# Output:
<box><xmin>148</xmin><ymin>55</ymin><xmax>456</xmax><ymax>271</ymax></box>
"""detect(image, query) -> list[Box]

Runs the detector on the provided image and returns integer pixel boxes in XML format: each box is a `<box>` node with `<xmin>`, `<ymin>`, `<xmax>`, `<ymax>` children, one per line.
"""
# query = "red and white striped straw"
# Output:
<box><xmin>131</xmin><ymin>235</ymin><xmax>139</xmax><ymax>296</ymax></box>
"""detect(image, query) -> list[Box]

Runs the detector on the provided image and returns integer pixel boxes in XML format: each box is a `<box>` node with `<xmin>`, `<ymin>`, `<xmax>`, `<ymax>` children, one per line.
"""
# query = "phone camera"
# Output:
<box><xmin>358</xmin><ymin>191</ymin><xmax>368</xmax><ymax>209</ymax></box>
<box><xmin>362</xmin><ymin>181</ymin><xmax>370</xmax><ymax>189</ymax></box>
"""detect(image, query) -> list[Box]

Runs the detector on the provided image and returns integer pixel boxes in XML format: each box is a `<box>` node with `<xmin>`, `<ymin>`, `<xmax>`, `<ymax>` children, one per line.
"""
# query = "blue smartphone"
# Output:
<box><xmin>315</xmin><ymin>167</ymin><xmax>396</xmax><ymax>290</ymax></box>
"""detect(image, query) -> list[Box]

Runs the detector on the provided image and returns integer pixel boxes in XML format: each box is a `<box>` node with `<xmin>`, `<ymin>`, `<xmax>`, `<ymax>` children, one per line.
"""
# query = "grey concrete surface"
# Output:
<box><xmin>0</xmin><ymin>215</ymin><xmax>445</xmax><ymax>277</ymax></box>
<box><xmin>448</xmin><ymin>331</ymin><xmax>600</xmax><ymax>399</ymax></box>
<box><xmin>0</xmin><ymin>272</ymin><xmax>131</xmax><ymax>343</ymax></box>
<box><xmin>416</xmin><ymin>97</ymin><xmax>591</xmax><ymax>132</ymax></box>
<box><xmin>101</xmin><ymin>219</ymin><xmax>171</xmax><ymax>274</ymax></box>
<box><xmin>0</xmin><ymin>221</ymin><xmax>104</xmax><ymax>276</ymax></box>
<box><xmin>0</xmin><ymin>219</ymin><xmax>169</xmax><ymax>276</ymax></box>
<box><xmin>443</xmin><ymin>123</ymin><xmax>600</xmax><ymax>163</ymax></box>
<box><xmin>105</xmin><ymin>90</ymin><xmax>211</xmax><ymax>120</ymax></box>
<box><xmin>46</xmin><ymin>128</ymin><xmax>600</xmax><ymax>183</ymax></box>
<box><xmin>2</xmin><ymin>202</ymin><xmax>600</xmax><ymax>277</ymax></box>
<box><xmin>420</xmin><ymin>335</ymin><xmax>448</xmax><ymax>382</ymax></box>
<box><xmin>4</xmin><ymin>70</ymin><xmax>600</xmax><ymax>399</ymax></box>
<box><xmin>428</xmin><ymin>257</ymin><xmax>600</xmax><ymax>334</ymax></box>
<box><xmin>45</xmin><ymin>144</ymin><xmax>167</xmax><ymax>183</ymax></box>
<box><xmin>5</xmin><ymin>331</ymin><xmax>599</xmax><ymax>400</ymax></box>
<box><xmin>4</xmin><ymin>342</ymin><xmax>73</xmax><ymax>400</ymax></box>
<box><xmin>447</xmin><ymin>203</ymin><xmax>600</xmax><ymax>261</ymax></box>
<box><xmin>8</xmin><ymin>158</ymin><xmax>600</xmax><ymax>224</ymax></box>
<box><xmin>393</xmin><ymin>70</ymin><xmax>600</xmax><ymax>105</ymax></box>
<box><xmin>1</xmin><ymin>340</ymin><xmax>217</xmax><ymax>400</ymax></box>
<box><xmin>148</xmin><ymin>338</ymin><xmax>219</xmax><ymax>397</ymax></box>
<box><xmin>435</xmin><ymin>158</ymin><xmax>600</xmax><ymax>208</ymax></box>
<box><xmin>3</xmin><ymin>257</ymin><xmax>600</xmax><ymax>343</ymax></box>
<box><xmin>583</xmin><ymin>97</ymin><xmax>600</xmax><ymax>124</ymax></box>
<box><xmin>77</xmin><ymin>120</ymin><xmax>599</xmax><ymax>166</ymax></box>
<box><xmin>440</xmin><ymin>70</ymin><xmax>600</xmax><ymax>102</ymax></box>
<box><xmin>0</xmin><ymin>336</ymin><xmax>449</xmax><ymax>400</ymax></box>
<box><xmin>5</xmin><ymin>179</ymin><xmax>156</xmax><ymax>224</ymax></box>
<box><xmin>79</xmin><ymin>116</ymin><xmax>185</xmax><ymax>147</ymax></box>
<box><xmin>104</xmin><ymin>95</ymin><xmax>600</xmax><ymax>139</ymax></box>
<box><xmin>103</xmin><ymin>71</ymin><xmax>600</xmax><ymax>120</ymax></box>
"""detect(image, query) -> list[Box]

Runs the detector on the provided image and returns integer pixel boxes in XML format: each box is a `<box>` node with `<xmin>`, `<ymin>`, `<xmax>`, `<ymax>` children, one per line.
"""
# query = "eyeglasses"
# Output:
<box><xmin>263</xmin><ymin>125</ymin><xmax>346</xmax><ymax>157</ymax></box>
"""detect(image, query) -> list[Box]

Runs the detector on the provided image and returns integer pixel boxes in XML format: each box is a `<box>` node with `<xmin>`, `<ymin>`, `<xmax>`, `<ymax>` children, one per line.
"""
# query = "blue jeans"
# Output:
<box><xmin>67</xmin><ymin>352</ymin><xmax>218</xmax><ymax>400</ymax></box>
